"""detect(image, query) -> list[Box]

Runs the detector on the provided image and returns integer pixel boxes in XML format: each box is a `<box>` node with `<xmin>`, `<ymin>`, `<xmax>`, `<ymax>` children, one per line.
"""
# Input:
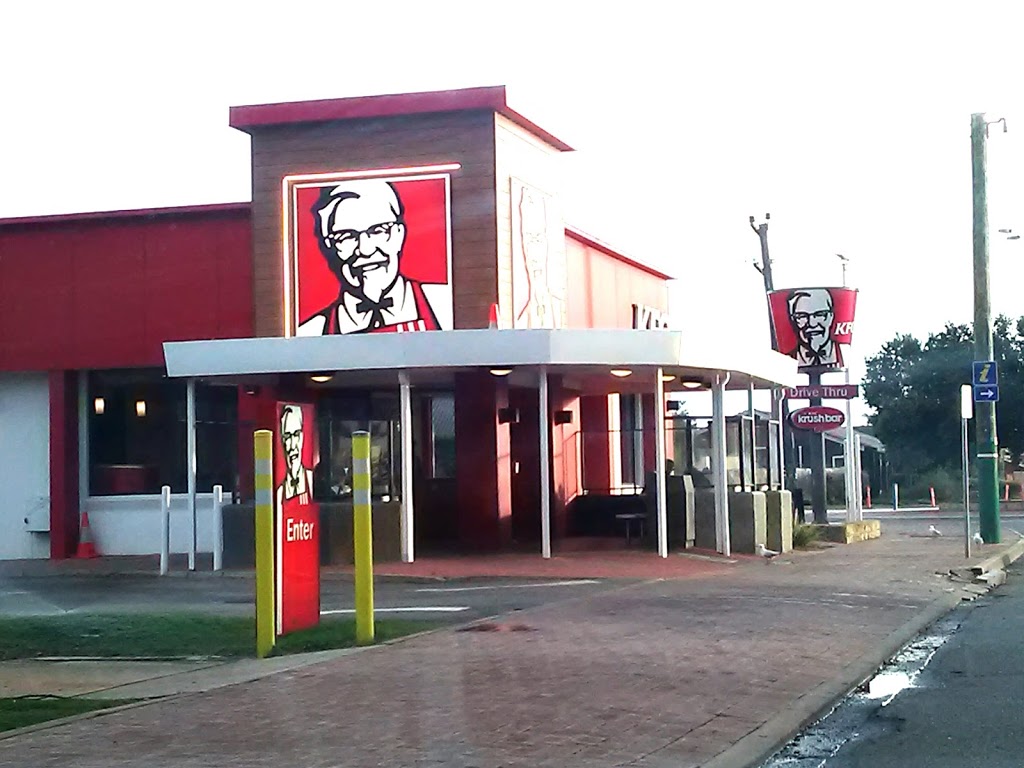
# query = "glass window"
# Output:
<box><xmin>726</xmin><ymin>420</ymin><xmax>741</xmax><ymax>487</ymax></box>
<box><xmin>88</xmin><ymin>371</ymin><xmax>236</xmax><ymax>496</ymax></box>
<box><xmin>430</xmin><ymin>395</ymin><xmax>456</xmax><ymax>479</ymax></box>
<box><xmin>315</xmin><ymin>392</ymin><xmax>400</xmax><ymax>502</ymax></box>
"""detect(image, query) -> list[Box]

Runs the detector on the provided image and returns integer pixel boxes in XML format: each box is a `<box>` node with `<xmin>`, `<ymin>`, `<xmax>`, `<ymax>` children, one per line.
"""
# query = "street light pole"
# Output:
<box><xmin>971</xmin><ymin>112</ymin><xmax>1001</xmax><ymax>544</ymax></box>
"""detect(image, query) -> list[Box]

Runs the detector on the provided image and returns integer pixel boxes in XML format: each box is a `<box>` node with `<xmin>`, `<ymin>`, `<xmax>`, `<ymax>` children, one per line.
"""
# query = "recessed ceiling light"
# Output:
<box><xmin>489</xmin><ymin>368</ymin><xmax>513</xmax><ymax>376</ymax></box>
<box><xmin>610</xmin><ymin>369</ymin><xmax>633</xmax><ymax>378</ymax></box>
<box><xmin>661</xmin><ymin>374</ymin><xmax>676</xmax><ymax>383</ymax></box>
<box><xmin>680</xmin><ymin>381</ymin><xmax>704</xmax><ymax>390</ymax></box>
<box><xmin>310</xmin><ymin>373</ymin><xmax>334</xmax><ymax>383</ymax></box>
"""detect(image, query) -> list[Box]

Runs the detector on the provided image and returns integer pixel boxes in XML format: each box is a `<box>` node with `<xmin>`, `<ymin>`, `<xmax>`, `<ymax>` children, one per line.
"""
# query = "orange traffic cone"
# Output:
<box><xmin>76</xmin><ymin>512</ymin><xmax>98</xmax><ymax>559</ymax></box>
<box><xmin>488</xmin><ymin>303</ymin><xmax>500</xmax><ymax>330</ymax></box>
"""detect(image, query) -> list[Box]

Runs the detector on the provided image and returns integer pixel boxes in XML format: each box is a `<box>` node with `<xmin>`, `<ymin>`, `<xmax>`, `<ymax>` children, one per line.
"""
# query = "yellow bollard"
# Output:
<box><xmin>352</xmin><ymin>430</ymin><xmax>375</xmax><ymax>644</ymax></box>
<box><xmin>254</xmin><ymin>430</ymin><xmax>276</xmax><ymax>658</ymax></box>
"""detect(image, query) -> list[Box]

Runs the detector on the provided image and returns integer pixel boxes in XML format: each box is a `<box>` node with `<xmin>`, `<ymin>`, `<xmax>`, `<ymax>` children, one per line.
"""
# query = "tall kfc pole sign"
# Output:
<box><xmin>274</xmin><ymin>402</ymin><xmax>321</xmax><ymax>635</ymax></box>
<box><xmin>769</xmin><ymin>286</ymin><xmax>859</xmax><ymax>524</ymax></box>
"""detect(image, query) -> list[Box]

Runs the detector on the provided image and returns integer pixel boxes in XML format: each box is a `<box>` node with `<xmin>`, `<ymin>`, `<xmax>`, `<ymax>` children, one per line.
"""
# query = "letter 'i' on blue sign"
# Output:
<box><xmin>972</xmin><ymin>361</ymin><xmax>999</xmax><ymax>403</ymax></box>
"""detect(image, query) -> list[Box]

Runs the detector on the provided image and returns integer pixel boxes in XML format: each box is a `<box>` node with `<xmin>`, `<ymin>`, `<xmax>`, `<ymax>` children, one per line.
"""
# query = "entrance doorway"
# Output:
<box><xmin>411</xmin><ymin>391</ymin><xmax>459</xmax><ymax>551</ymax></box>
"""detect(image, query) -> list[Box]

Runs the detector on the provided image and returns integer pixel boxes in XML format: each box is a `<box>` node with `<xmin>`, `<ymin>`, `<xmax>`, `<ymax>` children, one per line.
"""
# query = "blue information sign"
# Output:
<box><xmin>973</xmin><ymin>360</ymin><xmax>999</xmax><ymax>403</ymax></box>
<box><xmin>973</xmin><ymin>360</ymin><xmax>998</xmax><ymax>386</ymax></box>
<box><xmin>974</xmin><ymin>384</ymin><xmax>999</xmax><ymax>403</ymax></box>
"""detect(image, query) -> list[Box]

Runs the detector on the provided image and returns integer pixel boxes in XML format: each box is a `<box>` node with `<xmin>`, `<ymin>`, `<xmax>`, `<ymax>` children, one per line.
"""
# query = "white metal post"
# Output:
<box><xmin>654</xmin><ymin>368</ymin><xmax>669</xmax><ymax>558</ymax></box>
<box><xmin>399</xmin><ymin>372</ymin><xmax>415</xmax><ymax>563</ymax></box>
<box><xmin>961</xmin><ymin>384</ymin><xmax>974</xmax><ymax>558</ymax></box>
<box><xmin>747</xmin><ymin>380</ymin><xmax>755</xmax><ymax>491</ymax></box>
<box><xmin>539</xmin><ymin>367</ymin><xmax>552</xmax><ymax>559</ymax></box>
<box><xmin>160</xmin><ymin>485</ymin><xmax>171</xmax><ymax>575</ymax></box>
<box><xmin>844</xmin><ymin>369</ymin><xmax>857</xmax><ymax>522</ymax></box>
<box><xmin>186</xmin><ymin>378</ymin><xmax>197</xmax><ymax>571</ymax></box>
<box><xmin>711</xmin><ymin>372</ymin><xmax>731</xmax><ymax>556</ymax></box>
<box><xmin>776</xmin><ymin>387</ymin><xmax>786</xmax><ymax>491</ymax></box>
<box><xmin>212</xmin><ymin>484</ymin><xmax>224</xmax><ymax>572</ymax></box>
<box><xmin>853</xmin><ymin>434</ymin><xmax>864</xmax><ymax>522</ymax></box>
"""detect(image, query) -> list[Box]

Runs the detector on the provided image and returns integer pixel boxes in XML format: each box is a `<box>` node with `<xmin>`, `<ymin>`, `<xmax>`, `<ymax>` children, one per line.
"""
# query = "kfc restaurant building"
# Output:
<box><xmin>0</xmin><ymin>86</ymin><xmax>798</xmax><ymax>564</ymax></box>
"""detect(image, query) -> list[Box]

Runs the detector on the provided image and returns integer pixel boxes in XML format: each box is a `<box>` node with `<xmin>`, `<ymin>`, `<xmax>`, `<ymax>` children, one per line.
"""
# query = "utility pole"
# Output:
<box><xmin>750</xmin><ymin>214</ymin><xmax>797</xmax><ymax>493</ymax></box>
<box><xmin>972</xmin><ymin>112</ymin><xmax>1003</xmax><ymax>544</ymax></box>
<box><xmin>750</xmin><ymin>214</ymin><xmax>777</xmax><ymax>349</ymax></box>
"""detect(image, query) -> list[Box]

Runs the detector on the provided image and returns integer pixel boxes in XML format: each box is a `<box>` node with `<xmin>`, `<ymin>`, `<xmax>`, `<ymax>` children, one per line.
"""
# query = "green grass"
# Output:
<box><xmin>0</xmin><ymin>614</ymin><xmax>437</xmax><ymax>661</ymax></box>
<box><xmin>0</xmin><ymin>696</ymin><xmax>135</xmax><ymax>732</ymax></box>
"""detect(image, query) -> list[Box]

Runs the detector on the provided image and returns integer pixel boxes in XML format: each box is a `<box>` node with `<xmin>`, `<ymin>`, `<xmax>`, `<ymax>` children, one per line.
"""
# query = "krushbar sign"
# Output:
<box><xmin>790</xmin><ymin>405</ymin><xmax>846</xmax><ymax>432</ymax></box>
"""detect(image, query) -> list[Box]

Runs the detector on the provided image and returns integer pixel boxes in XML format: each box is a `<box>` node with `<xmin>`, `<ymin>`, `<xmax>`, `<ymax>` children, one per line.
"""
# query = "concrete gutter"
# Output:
<box><xmin>704</xmin><ymin>537</ymin><xmax>1024</xmax><ymax>768</ymax></box>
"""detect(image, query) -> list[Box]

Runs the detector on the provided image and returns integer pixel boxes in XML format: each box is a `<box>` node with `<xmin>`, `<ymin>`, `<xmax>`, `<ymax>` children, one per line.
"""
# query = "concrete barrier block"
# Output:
<box><xmin>765</xmin><ymin>490</ymin><xmax>793</xmax><ymax>553</ymax></box>
<box><xmin>728</xmin><ymin>491</ymin><xmax>767</xmax><ymax>555</ymax></box>
<box><xmin>811</xmin><ymin>519</ymin><xmax>881</xmax><ymax>544</ymax></box>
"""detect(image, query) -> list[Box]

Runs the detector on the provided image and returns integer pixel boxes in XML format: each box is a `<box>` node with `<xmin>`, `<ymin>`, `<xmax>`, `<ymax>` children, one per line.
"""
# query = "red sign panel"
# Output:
<box><xmin>274</xmin><ymin>402</ymin><xmax>320</xmax><ymax>636</ymax></box>
<box><xmin>784</xmin><ymin>384</ymin><xmax>860</xmax><ymax>400</ymax></box>
<box><xmin>768</xmin><ymin>287</ymin><xmax>858</xmax><ymax>372</ymax></box>
<box><xmin>285</xmin><ymin>170</ymin><xmax>453</xmax><ymax>336</ymax></box>
<box><xmin>790</xmin><ymin>406</ymin><xmax>846</xmax><ymax>432</ymax></box>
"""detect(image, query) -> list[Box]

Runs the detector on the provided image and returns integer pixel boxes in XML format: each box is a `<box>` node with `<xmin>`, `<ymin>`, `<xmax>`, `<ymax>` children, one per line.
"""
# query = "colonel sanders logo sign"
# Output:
<box><xmin>283</xmin><ymin>170</ymin><xmax>454</xmax><ymax>336</ymax></box>
<box><xmin>768</xmin><ymin>287</ymin><xmax>858</xmax><ymax>371</ymax></box>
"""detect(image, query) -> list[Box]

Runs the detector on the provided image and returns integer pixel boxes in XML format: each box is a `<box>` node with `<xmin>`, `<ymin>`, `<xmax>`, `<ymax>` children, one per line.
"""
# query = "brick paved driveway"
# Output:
<box><xmin>0</xmin><ymin>533</ymin><xmax>982</xmax><ymax>768</ymax></box>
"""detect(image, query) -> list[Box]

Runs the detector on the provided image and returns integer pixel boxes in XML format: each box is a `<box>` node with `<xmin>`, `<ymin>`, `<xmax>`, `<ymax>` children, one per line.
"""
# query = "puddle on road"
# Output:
<box><xmin>760</xmin><ymin>612</ymin><xmax>966</xmax><ymax>767</ymax></box>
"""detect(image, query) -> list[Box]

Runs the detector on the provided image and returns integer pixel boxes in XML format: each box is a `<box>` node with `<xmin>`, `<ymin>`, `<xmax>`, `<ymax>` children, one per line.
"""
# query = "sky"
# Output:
<box><xmin>3</xmin><ymin>1</ymin><xmax>1024</xmax><ymax>422</ymax></box>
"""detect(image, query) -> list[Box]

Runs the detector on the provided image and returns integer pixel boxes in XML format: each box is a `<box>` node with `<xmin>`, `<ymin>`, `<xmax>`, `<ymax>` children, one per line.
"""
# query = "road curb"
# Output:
<box><xmin>700</xmin><ymin>591</ymin><xmax>963</xmax><ymax>768</ymax></box>
<box><xmin>971</xmin><ymin>536</ymin><xmax>1024</xmax><ymax>575</ymax></box>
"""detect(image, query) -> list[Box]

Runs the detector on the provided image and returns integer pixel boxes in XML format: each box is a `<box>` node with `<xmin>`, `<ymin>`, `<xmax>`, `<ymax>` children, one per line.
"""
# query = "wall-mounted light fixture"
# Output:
<box><xmin>93</xmin><ymin>397</ymin><xmax>105</xmax><ymax>415</ymax></box>
<box><xmin>489</xmin><ymin>368</ymin><xmax>513</xmax><ymax>377</ymax></box>
<box><xmin>610</xmin><ymin>369</ymin><xmax>633</xmax><ymax>378</ymax></box>
<box><xmin>310</xmin><ymin>373</ymin><xmax>334</xmax><ymax>383</ymax></box>
<box><xmin>135</xmin><ymin>400</ymin><xmax>147</xmax><ymax>417</ymax></box>
<box><xmin>497</xmin><ymin>407</ymin><xmax>520</xmax><ymax>424</ymax></box>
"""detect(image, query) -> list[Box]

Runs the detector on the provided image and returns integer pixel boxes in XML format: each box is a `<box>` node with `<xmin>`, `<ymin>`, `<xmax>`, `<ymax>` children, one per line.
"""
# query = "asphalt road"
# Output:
<box><xmin>0</xmin><ymin>573</ymin><xmax>628</xmax><ymax>623</ymax></box>
<box><xmin>765</xmin><ymin>561</ymin><xmax>1024</xmax><ymax>768</ymax></box>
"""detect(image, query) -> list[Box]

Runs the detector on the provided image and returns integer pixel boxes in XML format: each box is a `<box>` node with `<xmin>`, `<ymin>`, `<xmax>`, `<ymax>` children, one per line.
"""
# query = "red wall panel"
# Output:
<box><xmin>564</xmin><ymin>235</ymin><xmax>670</xmax><ymax>329</ymax></box>
<box><xmin>0</xmin><ymin>208</ymin><xmax>252</xmax><ymax>372</ymax></box>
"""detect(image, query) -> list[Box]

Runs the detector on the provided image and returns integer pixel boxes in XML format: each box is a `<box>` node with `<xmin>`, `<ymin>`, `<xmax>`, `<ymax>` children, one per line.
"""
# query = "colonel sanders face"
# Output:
<box><xmin>787</xmin><ymin>288</ymin><xmax>839</xmax><ymax>368</ymax></box>
<box><xmin>280</xmin><ymin>405</ymin><xmax>305</xmax><ymax>482</ymax></box>
<box><xmin>316</xmin><ymin>180</ymin><xmax>406</xmax><ymax>304</ymax></box>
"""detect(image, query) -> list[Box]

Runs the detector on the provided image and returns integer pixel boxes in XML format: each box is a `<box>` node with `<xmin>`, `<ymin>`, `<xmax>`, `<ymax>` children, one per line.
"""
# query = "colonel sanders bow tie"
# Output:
<box><xmin>355</xmin><ymin>296</ymin><xmax>395</xmax><ymax>330</ymax></box>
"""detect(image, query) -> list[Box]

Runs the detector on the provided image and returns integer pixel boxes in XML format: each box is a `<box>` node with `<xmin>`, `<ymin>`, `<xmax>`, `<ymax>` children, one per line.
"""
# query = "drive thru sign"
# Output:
<box><xmin>972</xmin><ymin>361</ymin><xmax>999</xmax><ymax>403</ymax></box>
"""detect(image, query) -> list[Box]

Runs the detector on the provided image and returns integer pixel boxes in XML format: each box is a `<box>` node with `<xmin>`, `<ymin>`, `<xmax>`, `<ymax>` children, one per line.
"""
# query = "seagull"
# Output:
<box><xmin>928</xmin><ymin>525</ymin><xmax>943</xmax><ymax>537</ymax></box>
<box><xmin>973</xmin><ymin>532</ymin><xmax>985</xmax><ymax>545</ymax></box>
<box><xmin>756</xmin><ymin>543</ymin><xmax>780</xmax><ymax>563</ymax></box>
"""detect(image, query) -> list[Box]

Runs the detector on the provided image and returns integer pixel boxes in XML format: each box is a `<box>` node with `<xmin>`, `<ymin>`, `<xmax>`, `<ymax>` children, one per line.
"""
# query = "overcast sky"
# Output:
<box><xmin>3</xmin><ymin>1</ymin><xmax>1023</xmax><ymax>421</ymax></box>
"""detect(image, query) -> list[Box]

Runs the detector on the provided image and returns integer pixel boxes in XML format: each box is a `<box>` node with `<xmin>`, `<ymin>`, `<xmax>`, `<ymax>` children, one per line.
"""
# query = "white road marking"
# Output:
<box><xmin>415</xmin><ymin>579</ymin><xmax>600</xmax><ymax>593</ymax></box>
<box><xmin>320</xmin><ymin>606</ymin><xmax>470</xmax><ymax>615</ymax></box>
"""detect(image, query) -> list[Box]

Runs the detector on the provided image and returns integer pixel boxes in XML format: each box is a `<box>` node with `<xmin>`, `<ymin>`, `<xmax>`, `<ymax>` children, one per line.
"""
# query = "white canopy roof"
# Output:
<box><xmin>162</xmin><ymin>328</ymin><xmax>799</xmax><ymax>391</ymax></box>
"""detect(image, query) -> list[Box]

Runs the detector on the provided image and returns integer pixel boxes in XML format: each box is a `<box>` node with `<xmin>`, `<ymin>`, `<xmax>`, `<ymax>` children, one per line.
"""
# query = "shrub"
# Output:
<box><xmin>793</xmin><ymin>523</ymin><xmax>820</xmax><ymax>548</ymax></box>
<box><xmin>898</xmin><ymin>467</ymin><xmax>960</xmax><ymax>504</ymax></box>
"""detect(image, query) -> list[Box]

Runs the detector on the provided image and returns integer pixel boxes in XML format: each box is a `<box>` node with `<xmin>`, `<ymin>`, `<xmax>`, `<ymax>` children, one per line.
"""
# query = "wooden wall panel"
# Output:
<box><xmin>248</xmin><ymin>112</ymin><xmax>498</xmax><ymax>336</ymax></box>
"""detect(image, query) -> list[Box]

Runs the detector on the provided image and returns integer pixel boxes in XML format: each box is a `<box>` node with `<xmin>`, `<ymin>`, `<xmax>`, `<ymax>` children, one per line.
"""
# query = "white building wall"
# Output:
<box><xmin>85</xmin><ymin>493</ymin><xmax>217</xmax><ymax>556</ymax></box>
<box><xmin>0</xmin><ymin>373</ymin><xmax>51</xmax><ymax>560</ymax></box>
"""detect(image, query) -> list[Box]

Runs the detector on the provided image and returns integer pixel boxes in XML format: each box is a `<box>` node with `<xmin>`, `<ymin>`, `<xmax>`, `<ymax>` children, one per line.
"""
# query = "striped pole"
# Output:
<box><xmin>353</xmin><ymin>430</ymin><xmax>375</xmax><ymax>645</ymax></box>
<box><xmin>254</xmin><ymin>430</ymin><xmax>275</xmax><ymax>658</ymax></box>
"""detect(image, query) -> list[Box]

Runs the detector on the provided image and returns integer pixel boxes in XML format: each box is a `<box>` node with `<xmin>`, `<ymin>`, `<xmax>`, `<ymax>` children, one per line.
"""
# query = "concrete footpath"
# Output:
<box><xmin>0</xmin><ymin>532</ymin><xmax>1021</xmax><ymax>768</ymax></box>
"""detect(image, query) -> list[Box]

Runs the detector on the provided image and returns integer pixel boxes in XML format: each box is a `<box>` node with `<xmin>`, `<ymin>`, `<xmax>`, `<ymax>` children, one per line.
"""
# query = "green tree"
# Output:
<box><xmin>864</xmin><ymin>316</ymin><xmax>1024</xmax><ymax>477</ymax></box>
